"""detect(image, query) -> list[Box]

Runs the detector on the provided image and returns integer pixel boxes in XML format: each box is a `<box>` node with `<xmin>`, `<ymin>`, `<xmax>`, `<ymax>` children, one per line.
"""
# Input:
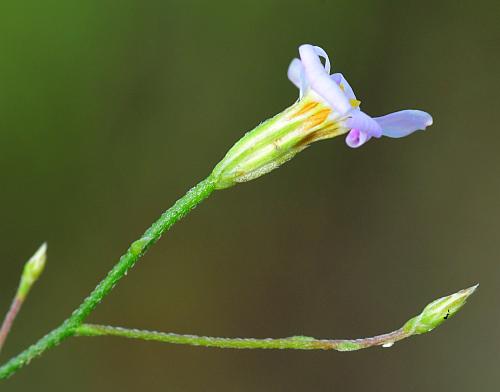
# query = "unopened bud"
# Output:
<box><xmin>402</xmin><ymin>285</ymin><xmax>478</xmax><ymax>335</ymax></box>
<box><xmin>18</xmin><ymin>243</ymin><xmax>47</xmax><ymax>299</ymax></box>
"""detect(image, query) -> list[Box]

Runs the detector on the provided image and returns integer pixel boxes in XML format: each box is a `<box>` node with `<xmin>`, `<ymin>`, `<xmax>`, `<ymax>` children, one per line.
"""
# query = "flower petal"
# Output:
<box><xmin>312</xmin><ymin>45</ymin><xmax>331</xmax><ymax>74</ymax></box>
<box><xmin>331</xmin><ymin>73</ymin><xmax>357</xmax><ymax>101</ymax></box>
<box><xmin>345</xmin><ymin>129</ymin><xmax>371</xmax><ymax>148</ymax></box>
<box><xmin>287</xmin><ymin>58</ymin><xmax>303</xmax><ymax>89</ymax></box>
<box><xmin>346</xmin><ymin>110</ymin><xmax>382</xmax><ymax>138</ymax></box>
<box><xmin>330</xmin><ymin>73</ymin><xmax>342</xmax><ymax>84</ymax></box>
<box><xmin>374</xmin><ymin>110</ymin><xmax>433</xmax><ymax>138</ymax></box>
<box><xmin>298</xmin><ymin>44</ymin><xmax>351</xmax><ymax>114</ymax></box>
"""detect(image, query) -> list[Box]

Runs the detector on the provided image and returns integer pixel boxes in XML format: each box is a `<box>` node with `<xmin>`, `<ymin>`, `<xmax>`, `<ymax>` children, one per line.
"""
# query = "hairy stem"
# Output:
<box><xmin>75</xmin><ymin>323</ymin><xmax>408</xmax><ymax>351</ymax></box>
<box><xmin>0</xmin><ymin>177</ymin><xmax>216</xmax><ymax>379</ymax></box>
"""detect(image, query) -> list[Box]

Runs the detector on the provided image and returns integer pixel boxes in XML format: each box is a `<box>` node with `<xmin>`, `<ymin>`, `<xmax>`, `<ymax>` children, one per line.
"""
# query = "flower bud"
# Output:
<box><xmin>18</xmin><ymin>243</ymin><xmax>47</xmax><ymax>299</ymax></box>
<box><xmin>402</xmin><ymin>285</ymin><xmax>477</xmax><ymax>335</ymax></box>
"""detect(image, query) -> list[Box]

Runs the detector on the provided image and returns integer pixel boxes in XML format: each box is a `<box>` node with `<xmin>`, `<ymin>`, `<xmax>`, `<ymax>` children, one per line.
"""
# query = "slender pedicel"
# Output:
<box><xmin>75</xmin><ymin>285</ymin><xmax>477</xmax><ymax>351</ymax></box>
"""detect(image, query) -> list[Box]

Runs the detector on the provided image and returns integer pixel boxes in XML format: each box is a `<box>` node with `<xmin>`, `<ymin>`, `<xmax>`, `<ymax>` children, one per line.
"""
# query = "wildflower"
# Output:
<box><xmin>212</xmin><ymin>44</ymin><xmax>433</xmax><ymax>188</ymax></box>
<box><xmin>288</xmin><ymin>44</ymin><xmax>433</xmax><ymax>148</ymax></box>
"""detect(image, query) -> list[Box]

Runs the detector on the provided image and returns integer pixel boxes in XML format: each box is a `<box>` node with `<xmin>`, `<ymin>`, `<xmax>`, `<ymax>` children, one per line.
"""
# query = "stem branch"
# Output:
<box><xmin>0</xmin><ymin>177</ymin><xmax>216</xmax><ymax>379</ymax></box>
<box><xmin>0</xmin><ymin>298</ymin><xmax>24</xmax><ymax>354</ymax></box>
<box><xmin>75</xmin><ymin>323</ymin><xmax>409</xmax><ymax>351</ymax></box>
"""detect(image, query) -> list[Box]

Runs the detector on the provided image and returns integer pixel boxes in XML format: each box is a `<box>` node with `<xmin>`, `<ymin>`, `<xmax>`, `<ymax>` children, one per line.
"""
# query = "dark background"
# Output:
<box><xmin>0</xmin><ymin>0</ymin><xmax>498</xmax><ymax>390</ymax></box>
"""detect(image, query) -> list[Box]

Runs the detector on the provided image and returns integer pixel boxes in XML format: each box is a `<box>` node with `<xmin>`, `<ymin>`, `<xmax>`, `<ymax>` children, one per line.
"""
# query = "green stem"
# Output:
<box><xmin>0</xmin><ymin>177</ymin><xmax>216</xmax><ymax>380</ymax></box>
<box><xmin>74</xmin><ymin>285</ymin><xmax>478</xmax><ymax>352</ymax></box>
<box><xmin>75</xmin><ymin>323</ymin><xmax>409</xmax><ymax>351</ymax></box>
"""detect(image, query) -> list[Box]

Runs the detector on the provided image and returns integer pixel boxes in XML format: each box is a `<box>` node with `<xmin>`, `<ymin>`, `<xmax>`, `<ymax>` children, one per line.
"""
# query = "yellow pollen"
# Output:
<box><xmin>350</xmin><ymin>99</ymin><xmax>361</xmax><ymax>108</ymax></box>
<box><xmin>339</xmin><ymin>83</ymin><xmax>345</xmax><ymax>92</ymax></box>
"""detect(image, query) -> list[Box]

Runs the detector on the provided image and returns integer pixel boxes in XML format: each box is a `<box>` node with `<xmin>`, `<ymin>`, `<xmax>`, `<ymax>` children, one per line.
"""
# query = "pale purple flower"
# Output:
<box><xmin>288</xmin><ymin>44</ymin><xmax>433</xmax><ymax>148</ymax></box>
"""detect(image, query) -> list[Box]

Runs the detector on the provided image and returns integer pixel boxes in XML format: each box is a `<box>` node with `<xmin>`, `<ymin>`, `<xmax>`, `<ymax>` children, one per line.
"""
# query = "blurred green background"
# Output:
<box><xmin>0</xmin><ymin>0</ymin><xmax>498</xmax><ymax>390</ymax></box>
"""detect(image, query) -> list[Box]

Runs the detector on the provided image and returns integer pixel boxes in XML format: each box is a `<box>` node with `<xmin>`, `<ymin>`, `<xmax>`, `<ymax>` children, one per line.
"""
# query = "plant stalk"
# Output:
<box><xmin>0</xmin><ymin>298</ymin><xmax>24</xmax><ymax>354</ymax></box>
<box><xmin>76</xmin><ymin>323</ymin><xmax>409</xmax><ymax>351</ymax></box>
<box><xmin>0</xmin><ymin>177</ymin><xmax>216</xmax><ymax>379</ymax></box>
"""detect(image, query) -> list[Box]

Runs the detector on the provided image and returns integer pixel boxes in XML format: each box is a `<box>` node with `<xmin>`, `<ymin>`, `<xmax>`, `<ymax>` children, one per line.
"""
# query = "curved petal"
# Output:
<box><xmin>312</xmin><ymin>45</ymin><xmax>331</xmax><ymax>74</ymax></box>
<box><xmin>374</xmin><ymin>110</ymin><xmax>433</xmax><ymax>138</ymax></box>
<box><xmin>287</xmin><ymin>58</ymin><xmax>303</xmax><ymax>89</ymax></box>
<box><xmin>345</xmin><ymin>129</ymin><xmax>371</xmax><ymax>148</ymax></box>
<box><xmin>331</xmin><ymin>73</ymin><xmax>356</xmax><ymax>101</ymax></box>
<box><xmin>330</xmin><ymin>73</ymin><xmax>342</xmax><ymax>84</ymax></box>
<box><xmin>346</xmin><ymin>110</ymin><xmax>382</xmax><ymax>138</ymax></box>
<box><xmin>298</xmin><ymin>44</ymin><xmax>351</xmax><ymax>114</ymax></box>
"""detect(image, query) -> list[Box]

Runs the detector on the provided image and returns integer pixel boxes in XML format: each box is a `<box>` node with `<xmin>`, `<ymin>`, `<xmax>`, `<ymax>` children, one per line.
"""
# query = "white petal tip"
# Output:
<box><xmin>35</xmin><ymin>242</ymin><xmax>47</xmax><ymax>257</ymax></box>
